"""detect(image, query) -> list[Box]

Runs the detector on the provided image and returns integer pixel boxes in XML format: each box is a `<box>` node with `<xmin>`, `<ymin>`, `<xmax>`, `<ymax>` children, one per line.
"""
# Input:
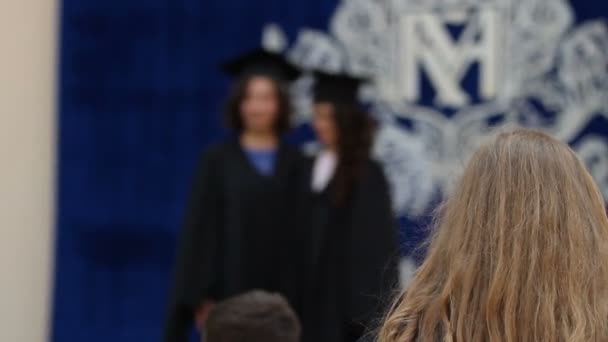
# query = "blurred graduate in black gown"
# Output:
<box><xmin>296</xmin><ymin>71</ymin><xmax>400</xmax><ymax>342</ymax></box>
<box><xmin>164</xmin><ymin>49</ymin><xmax>302</xmax><ymax>342</ymax></box>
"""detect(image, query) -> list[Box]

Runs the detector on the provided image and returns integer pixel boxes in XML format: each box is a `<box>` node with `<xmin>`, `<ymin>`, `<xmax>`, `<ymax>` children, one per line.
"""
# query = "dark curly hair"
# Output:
<box><xmin>206</xmin><ymin>290</ymin><xmax>301</xmax><ymax>342</ymax></box>
<box><xmin>223</xmin><ymin>75</ymin><xmax>292</xmax><ymax>135</ymax></box>
<box><xmin>331</xmin><ymin>102</ymin><xmax>375</xmax><ymax>206</ymax></box>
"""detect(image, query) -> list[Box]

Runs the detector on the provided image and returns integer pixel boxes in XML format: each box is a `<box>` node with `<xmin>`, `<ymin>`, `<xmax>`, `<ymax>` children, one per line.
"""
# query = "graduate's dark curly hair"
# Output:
<box><xmin>224</xmin><ymin>75</ymin><xmax>292</xmax><ymax>135</ymax></box>
<box><xmin>332</xmin><ymin>102</ymin><xmax>375</xmax><ymax>206</ymax></box>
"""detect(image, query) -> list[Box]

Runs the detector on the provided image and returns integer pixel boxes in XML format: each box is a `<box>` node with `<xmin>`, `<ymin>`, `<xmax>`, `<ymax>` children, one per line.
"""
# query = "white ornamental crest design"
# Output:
<box><xmin>265</xmin><ymin>0</ymin><xmax>608</xmax><ymax>217</ymax></box>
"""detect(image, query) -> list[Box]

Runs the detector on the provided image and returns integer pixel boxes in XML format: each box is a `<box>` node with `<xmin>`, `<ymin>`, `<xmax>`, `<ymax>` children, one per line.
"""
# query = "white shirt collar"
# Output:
<box><xmin>311</xmin><ymin>150</ymin><xmax>337</xmax><ymax>193</ymax></box>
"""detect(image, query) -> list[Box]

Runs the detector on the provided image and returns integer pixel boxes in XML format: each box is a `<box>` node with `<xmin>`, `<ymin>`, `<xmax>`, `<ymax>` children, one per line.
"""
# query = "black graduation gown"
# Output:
<box><xmin>297</xmin><ymin>158</ymin><xmax>400</xmax><ymax>342</ymax></box>
<box><xmin>164</xmin><ymin>140</ymin><xmax>302</xmax><ymax>342</ymax></box>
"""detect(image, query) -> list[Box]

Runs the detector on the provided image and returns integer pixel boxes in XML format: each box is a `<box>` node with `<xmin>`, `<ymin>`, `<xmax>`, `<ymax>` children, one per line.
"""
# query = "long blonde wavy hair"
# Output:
<box><xmin>379</xmin><ymin>129</ymin><xmax>608</xmax><ymax>342</ymax></box>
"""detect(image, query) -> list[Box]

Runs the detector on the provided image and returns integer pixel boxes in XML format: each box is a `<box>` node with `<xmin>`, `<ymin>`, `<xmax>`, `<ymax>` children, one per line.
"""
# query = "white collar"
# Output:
<box><xmin>311</xmin><ymin>150</ymin><xmax>337</xmax><ymax>193</ymax></box>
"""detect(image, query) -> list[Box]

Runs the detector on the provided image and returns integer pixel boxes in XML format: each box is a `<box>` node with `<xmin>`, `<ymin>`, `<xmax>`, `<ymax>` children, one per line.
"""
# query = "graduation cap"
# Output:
<box><xmin>313</xmin><ymin>70</ymin><xmax>367</xmax><ymax>104</ymax></box>
<box><xmin>220</xmin><ymin>48</ymin><xmax>301</xmax><ymax>82</ymax></box>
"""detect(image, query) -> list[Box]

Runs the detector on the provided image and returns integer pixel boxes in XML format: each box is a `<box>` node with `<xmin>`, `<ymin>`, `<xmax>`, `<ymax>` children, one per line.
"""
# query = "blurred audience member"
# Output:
<box><xmin>378</xmin><ymin>129</ymin><xmax>608</xmax><ymax>342</ymax></box>
<box><xmin>205</xmin><ymin>290</ymin><xmax>301</xmax><ymax>342</ymax></box>
<box><xmin>164</xmin><ymin>49</ymin><xmax>302</xmax><ymax>342</ymax></box>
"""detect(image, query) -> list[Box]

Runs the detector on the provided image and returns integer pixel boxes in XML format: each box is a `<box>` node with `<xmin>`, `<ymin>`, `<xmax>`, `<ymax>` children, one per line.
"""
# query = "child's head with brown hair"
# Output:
<box><xmin>379</xmin><ymin>128</ymin><xmax>608</xmax><ymax>342</ymax></box>
<box><xmin>205</xmin><ymin>290</ymin><xmax>300</xmax><ymax>342</ymax></box>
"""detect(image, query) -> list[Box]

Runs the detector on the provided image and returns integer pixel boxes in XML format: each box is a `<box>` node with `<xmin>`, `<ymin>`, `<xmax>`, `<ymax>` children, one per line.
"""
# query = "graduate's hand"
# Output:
<box><xmin>195</xmin><ymin>301</ymin><xmax>215</xmax><ymax>330</ymax></box>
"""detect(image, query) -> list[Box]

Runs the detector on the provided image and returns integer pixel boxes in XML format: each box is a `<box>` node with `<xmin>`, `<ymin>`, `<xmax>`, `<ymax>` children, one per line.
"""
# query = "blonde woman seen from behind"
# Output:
<box><xmin>378</xmin><ymin>129</ymin><xmax>608</xmax><ymax>342</ymax></box>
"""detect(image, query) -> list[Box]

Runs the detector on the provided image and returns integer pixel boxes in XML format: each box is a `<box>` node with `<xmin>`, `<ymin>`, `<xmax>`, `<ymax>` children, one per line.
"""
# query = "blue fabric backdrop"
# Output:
<box><xmin>53</xmin><ymin>1</ymin><xmax>607</xmax><ymax>341</ymax></box>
